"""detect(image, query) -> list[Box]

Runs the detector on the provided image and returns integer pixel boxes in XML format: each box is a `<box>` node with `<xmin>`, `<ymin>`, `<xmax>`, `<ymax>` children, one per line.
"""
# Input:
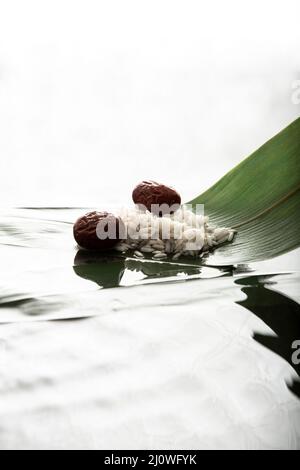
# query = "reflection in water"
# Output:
<box><xmin>73</xmin><ymin>249</ymin><xmax>204</xmax><ymax>287</ymax></box>
<box><xmin>70</xmin><ymin>255</ymin><xmax>300</xmax><ymax>401</ymax></box>
<box><xmin>73</xmin><ymin>250</ymin><xmax>232</xmax><ymax>288</ymax></box>
<box><xmin>0</xmin><ymin>294</ymin><xmax>65</xmax><ymax>317</ymax></box>
<box><xmin>73</xmin><ymin>250</ymin><xmax>126</xmax><ymax>288</ymax></box>
<box><xmin>235</xmin><ymin>275</ymin><xmax>300</xmax><ymax>398</ymax></box>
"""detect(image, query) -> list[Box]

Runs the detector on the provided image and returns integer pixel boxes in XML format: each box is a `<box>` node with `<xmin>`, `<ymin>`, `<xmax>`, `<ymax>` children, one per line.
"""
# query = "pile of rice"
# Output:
<box><xmin>114</xmin><ymin>206</ymin><xmax>236</xmax><ymax>260</ymax></box>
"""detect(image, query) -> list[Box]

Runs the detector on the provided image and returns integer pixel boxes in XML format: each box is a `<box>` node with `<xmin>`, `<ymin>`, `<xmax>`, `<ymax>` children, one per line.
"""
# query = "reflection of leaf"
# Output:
<box><xmin>235</xmin><ymin>274</ymin><xmax>300</xmax><ymax>397</ymax></box>
<box><xmin>125</xmin><ymin>258</ymin><xmax>202</xmax><ymax>279</ymax></box>
<box><xmin>73</xmin><ymin>251</ymin><xmax>126</xmax><ymax>288</ymax></box>
<box><xmin>0</xmin><ymin>294</ymin><xmax>63</xmax><ymax>317</ymax></box>
<box><xmin>73</xmin><ymin>251</ymin><xmax>231</xmax><ymax>288</ymax></box>
<box><xmin>73</xmin><ymin>250</ymin><xmax>204</xmax><ymax>287</ymax></box>
<box><xmin>189</xmin><ymin>118</ymin><xmax>300</xmax><ymax>264</ymax></box>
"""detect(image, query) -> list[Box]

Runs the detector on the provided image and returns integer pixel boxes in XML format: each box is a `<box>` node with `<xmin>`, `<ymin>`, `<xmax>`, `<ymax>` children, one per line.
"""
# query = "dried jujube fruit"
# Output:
<box><xmin>73</xmin><ymin>211</ymin><xmax>124</xmax><ymax>251</ymax></box>
<box><xmin>132</xmin><ymin>181</ymin><xmax>181</xmax><ymax>216</ymax></box>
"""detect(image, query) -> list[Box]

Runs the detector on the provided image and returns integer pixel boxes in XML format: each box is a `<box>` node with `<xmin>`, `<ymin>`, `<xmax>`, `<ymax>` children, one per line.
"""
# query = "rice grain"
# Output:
<box><xmin>114</xmin><ymin>205</ymin><xmax>236</xmax><ymax>261</ymax></box>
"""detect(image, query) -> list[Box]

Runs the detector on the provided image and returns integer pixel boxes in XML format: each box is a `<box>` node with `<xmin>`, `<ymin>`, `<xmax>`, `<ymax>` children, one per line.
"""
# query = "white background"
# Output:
<box><xmin>0</xmin><ymin>0</ymin><xmax>299</xmax><ymax>207</ymax></box>
<box><xmin>0</xmin><ymin>2</ymin><xmax>300</xmax><ymax>450</ymax></box>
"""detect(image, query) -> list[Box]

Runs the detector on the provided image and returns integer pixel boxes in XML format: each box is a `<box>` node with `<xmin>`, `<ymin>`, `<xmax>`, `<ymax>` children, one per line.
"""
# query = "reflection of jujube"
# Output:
<box><xmin>132</xmin><ymin>181</ymin><xmax>181</xmax><ymax>215</ymax></box>
<box><xmin>73</xmin><ymin>211</ymin><xmax>124</xmax><ymax>250</ymax></box>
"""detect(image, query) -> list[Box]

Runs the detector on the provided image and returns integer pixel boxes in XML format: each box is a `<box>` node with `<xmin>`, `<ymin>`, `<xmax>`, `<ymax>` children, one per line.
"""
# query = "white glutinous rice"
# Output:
<box><xmin>114</xmin><ymin>206</ymin><xmax>236</xmax><ymax>260</ymax></box>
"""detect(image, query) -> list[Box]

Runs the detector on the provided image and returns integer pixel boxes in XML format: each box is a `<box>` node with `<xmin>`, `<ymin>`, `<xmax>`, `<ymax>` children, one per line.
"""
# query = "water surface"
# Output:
<box><xmin>0</xmin><ymin>209</ymin><xmax>299</xmax><ymax>449</ymax></box>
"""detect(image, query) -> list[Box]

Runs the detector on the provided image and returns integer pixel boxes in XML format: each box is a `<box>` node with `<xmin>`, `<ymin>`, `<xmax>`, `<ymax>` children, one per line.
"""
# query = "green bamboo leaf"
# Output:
<box><xmin>188</xmin><ymin>118</ymin><xmax>300</xmax><ymax>265</ymax></box>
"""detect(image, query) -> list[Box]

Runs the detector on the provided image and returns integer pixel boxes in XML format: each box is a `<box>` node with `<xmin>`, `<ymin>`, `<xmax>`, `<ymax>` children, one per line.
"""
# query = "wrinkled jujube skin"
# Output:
<box><xmin>132</xmin><ymin>181</ymin><xmax>181</xmax><ymax>216</ymax></box>
<box><xmin>73</xmin><ymin>211</ymin><xmax>124</xmax><ymax>251</ymax></box>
